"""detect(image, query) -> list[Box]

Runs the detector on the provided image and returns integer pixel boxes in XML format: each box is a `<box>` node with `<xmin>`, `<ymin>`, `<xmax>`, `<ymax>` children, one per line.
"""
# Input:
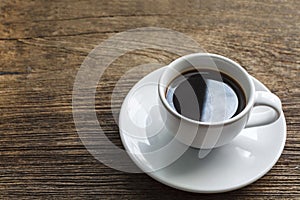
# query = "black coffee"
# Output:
<box><xmin>166</xmin><ymin>69</ymin><xmax>246</xmax><ymax>122</ymax></box>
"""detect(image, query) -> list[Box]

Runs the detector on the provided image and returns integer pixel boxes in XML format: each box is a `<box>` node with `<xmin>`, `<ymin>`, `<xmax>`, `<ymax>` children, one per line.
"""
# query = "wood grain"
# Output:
<box><xmin>0</xmin><ymin>0</ymin><xmax>299</xmax><ymax>199</ymax></box>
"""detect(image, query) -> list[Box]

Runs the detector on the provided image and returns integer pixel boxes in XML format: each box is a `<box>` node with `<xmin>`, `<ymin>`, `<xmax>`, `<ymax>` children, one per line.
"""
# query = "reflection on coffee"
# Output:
<box><xmin>166</xmin><ymin>69</ymin><xmax>246</xmax><ymax>122</ymax></box>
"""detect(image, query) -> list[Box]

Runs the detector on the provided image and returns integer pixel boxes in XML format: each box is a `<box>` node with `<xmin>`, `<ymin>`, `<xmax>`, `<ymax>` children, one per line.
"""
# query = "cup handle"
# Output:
<box><xmin>245</xmin><ymin>91</ymin><xmax>282</xmax><ymax>128</ymax></box>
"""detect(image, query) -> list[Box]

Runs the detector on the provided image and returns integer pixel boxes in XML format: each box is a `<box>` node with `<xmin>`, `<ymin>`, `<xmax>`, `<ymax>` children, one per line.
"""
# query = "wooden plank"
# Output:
<box><xmin>0</xmin><ymin>0</ymin><xmax>299</xmax><ymax>199</ymax></box>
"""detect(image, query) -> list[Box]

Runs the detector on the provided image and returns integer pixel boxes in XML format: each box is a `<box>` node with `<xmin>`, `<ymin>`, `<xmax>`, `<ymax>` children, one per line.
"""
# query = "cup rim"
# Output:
<box><xmin>158</xmin><ymin>53</ymin><xmax>255</xmax><ymax>126</ymax></box>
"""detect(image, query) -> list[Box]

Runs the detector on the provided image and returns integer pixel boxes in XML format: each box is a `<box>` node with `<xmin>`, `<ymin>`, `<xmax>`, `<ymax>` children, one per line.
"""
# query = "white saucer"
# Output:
<box><xmin>119</xmin><ymin>67</ymin><xmax>286</xmax><ymax>193</ymax></box>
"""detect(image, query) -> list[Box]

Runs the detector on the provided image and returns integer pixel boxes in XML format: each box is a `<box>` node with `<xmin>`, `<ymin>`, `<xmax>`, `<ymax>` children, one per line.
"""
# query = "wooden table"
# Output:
<box><xmin>0</xmin><ymin>0</ymin><xmax>299</xmax><ymax>199</ymax></box>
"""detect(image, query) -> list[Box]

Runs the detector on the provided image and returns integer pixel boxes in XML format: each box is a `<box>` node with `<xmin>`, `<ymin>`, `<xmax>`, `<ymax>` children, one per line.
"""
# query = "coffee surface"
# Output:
<box><xmin>166</xmin><ymin>69</ymin><xmax>246</xmax><ymax>122</ymax></box>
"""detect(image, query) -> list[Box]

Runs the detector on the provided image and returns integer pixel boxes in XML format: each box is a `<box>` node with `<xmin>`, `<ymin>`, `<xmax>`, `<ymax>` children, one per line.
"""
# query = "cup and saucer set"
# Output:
<box><xmin>118</xmin><ymin>53</ymin><xmax>286</xmax><ymax>193</ymax></box>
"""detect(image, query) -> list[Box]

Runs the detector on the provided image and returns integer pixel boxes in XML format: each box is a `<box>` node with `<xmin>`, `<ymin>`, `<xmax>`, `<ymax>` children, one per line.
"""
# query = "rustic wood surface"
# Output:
<box><xmin>0</xmin><ymin>0</ymin><xmax>299</xmax><ymax>199</ymax></box>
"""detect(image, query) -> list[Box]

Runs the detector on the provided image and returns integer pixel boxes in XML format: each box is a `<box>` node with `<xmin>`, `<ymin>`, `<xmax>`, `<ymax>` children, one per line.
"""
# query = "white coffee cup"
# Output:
<box><xmin>158</xmin><ymin>53</ymin><xmax>282</xmax><ymax>149</ymax></box>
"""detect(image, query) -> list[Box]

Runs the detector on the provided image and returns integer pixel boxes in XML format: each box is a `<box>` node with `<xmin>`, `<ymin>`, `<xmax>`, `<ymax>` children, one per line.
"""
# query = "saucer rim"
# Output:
<box><xmin>146</xmin><ymin>114</ymin><xmax>286</xmax><ymax>194</ymax></box>
<box><xmin>119</xmin><ymin>67</ymin><xmax>286</xmax><ymax>193</ymax></box>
